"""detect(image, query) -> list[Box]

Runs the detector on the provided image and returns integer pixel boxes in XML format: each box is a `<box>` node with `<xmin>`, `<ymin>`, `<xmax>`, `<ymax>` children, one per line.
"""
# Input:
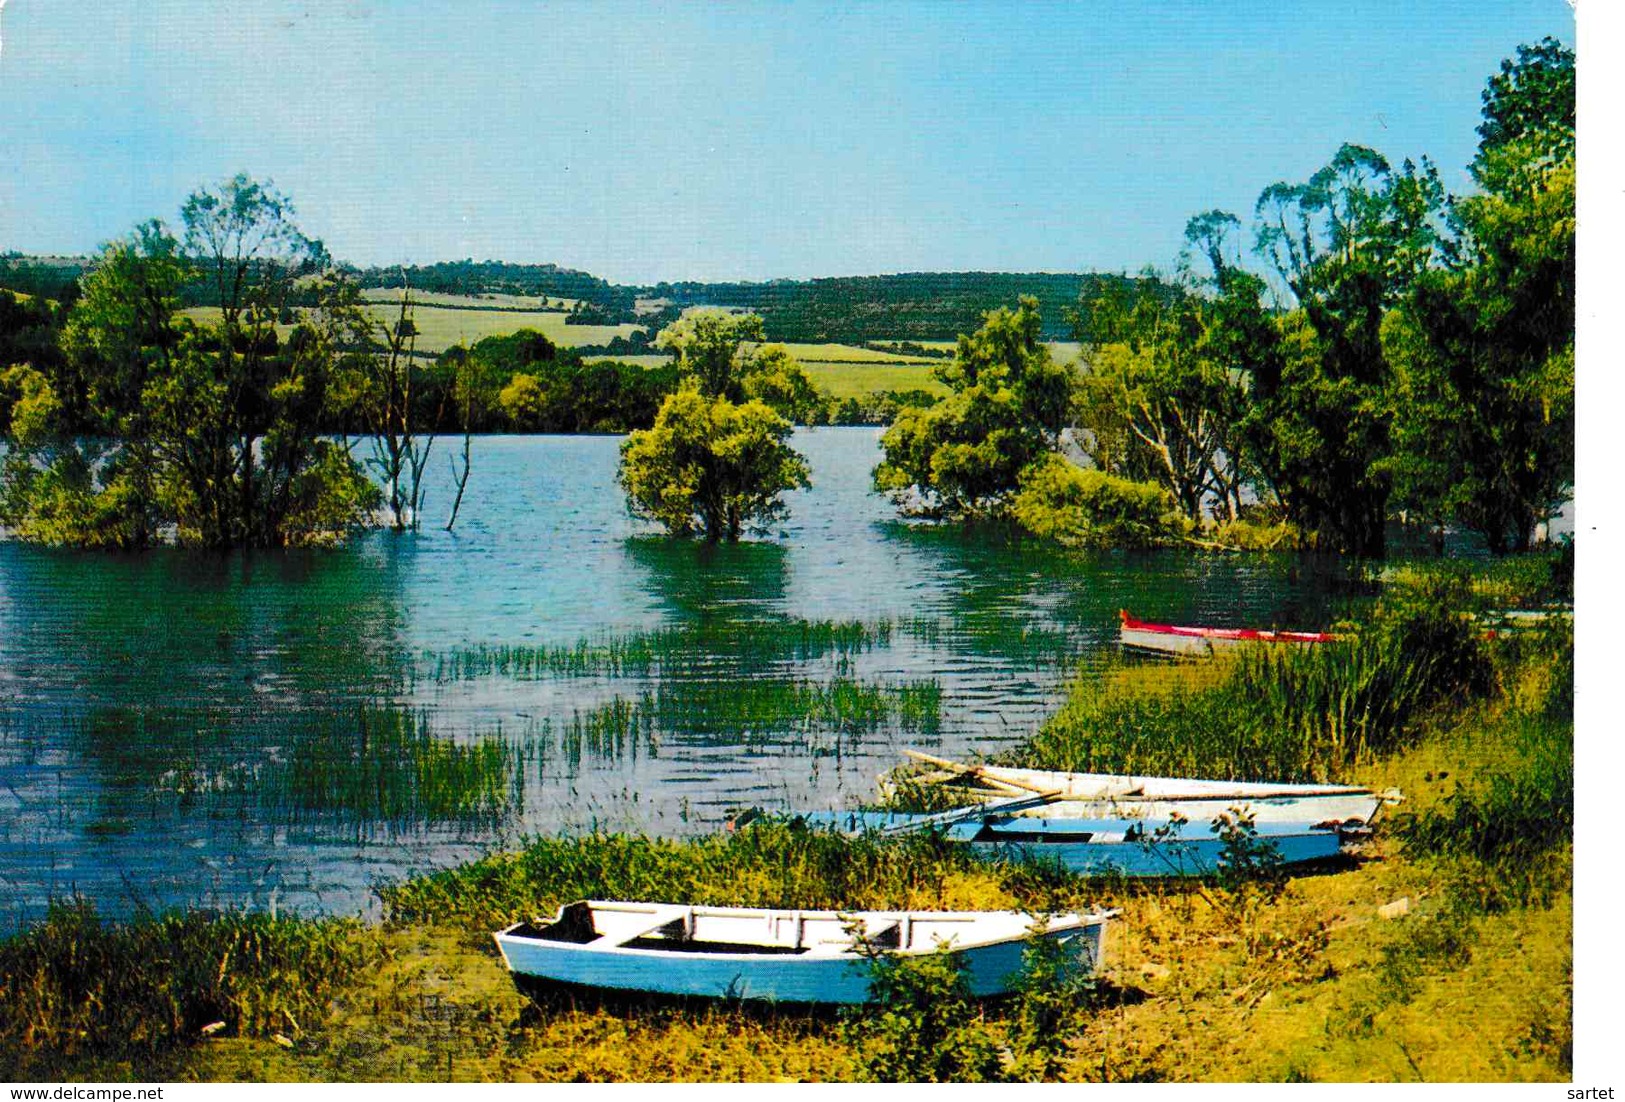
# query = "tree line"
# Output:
<box><xmin>628</xmin><ymin>38</ymin><xmax>1572</xmax><ymax>553</ymax></box>
<box><xmin>867</xmin><ymin>37</ymin><xmax>1574</xmax><ymax>557</ymax></box>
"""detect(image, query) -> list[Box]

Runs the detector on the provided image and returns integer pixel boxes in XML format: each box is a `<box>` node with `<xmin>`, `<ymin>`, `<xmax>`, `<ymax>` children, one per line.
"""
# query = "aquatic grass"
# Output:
<box><xmin>379</xmin><ymin>822</ymin><xmax>1023</xmax><ymax>934</ymax></box>
<box><xmin>279</xmin><ymin>705</ymin><xmax>524</xmax><ymax>833</ymax></box>
<box><xmin>0</xmin><ymin>900</ymin><xmax>383</xmax><ymax>1076</ymax></box>
<box><xmin>423</xmin><ymin>615</ymin><xmax>1080</xmax><ymax>687</ymax></box>
<box><xmin>50</xmin><ymin>703</ymin><xmax>530</xmax><ymax>838</ymax></box>
<box><xmin>559</xmin><ymin>676</ymin><xmax>942</xmax><ymax>749</ymax></box>
<box><xmin>425</xmin><ymin>618</ymin><xmax>899</xmax><ymax>682</ymax></box>
<box><xmin>1018</xmin><ymin>601</ymin><xmax>1492</xmax><ymax>784</ymax></box>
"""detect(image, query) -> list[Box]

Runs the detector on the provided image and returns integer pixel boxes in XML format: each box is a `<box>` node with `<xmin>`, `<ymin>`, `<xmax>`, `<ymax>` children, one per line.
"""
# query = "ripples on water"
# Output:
<box><xmin>0</xmin><ymin>429</ymin><xmax>1360</xmax><ymax>923</ymax></box>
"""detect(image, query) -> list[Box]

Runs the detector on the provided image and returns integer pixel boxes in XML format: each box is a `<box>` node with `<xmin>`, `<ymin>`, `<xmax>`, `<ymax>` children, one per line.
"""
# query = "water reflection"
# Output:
<box><xmin>621</xmin><ymin>535</ymin><xmax>792</xmax><ymax>625</ymax></box>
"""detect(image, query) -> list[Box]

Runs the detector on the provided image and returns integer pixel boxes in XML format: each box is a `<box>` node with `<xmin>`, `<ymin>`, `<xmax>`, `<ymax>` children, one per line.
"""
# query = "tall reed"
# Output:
<box><xmin>0</xmin><ymin>901</ymin><xmax>381</xmax><ymax>1075</ymax></box>
<box><xmin>559</xmin><ymin>676</ymin><xmax>942</xmax><ymax>747</ymax></box>
<box><xmin>1021</xmin><ymin>601</ymin><xmax>1491</xmax><ymax>783</ymax></box>
<box><xmin>280</xmin><ymin>705</ymin><xmax>523</xmax><ymax>832</ymax></box>
<box><xmin>426</xmin><ymin>618</ymin><xmax>898</xmax><ymax>682</ymax></box>
<box><xmin>379</xmin><ymin>822</ymin><xmax>1016</xmax><ymax>934</ymax></box>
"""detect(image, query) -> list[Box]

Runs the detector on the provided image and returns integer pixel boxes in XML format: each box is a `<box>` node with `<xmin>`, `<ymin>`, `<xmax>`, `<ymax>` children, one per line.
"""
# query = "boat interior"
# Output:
<box><xmin>509</xmin><ymin>901</ymin><xmax>1016</xmax><ymax>956</ymax></box>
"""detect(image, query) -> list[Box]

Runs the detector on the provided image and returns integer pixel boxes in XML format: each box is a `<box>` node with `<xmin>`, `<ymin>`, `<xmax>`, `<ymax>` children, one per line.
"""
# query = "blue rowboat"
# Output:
<box><xmin>802</xmin><ymin>810</ymin><xmax>1353</xmax><ymax>878</ymax></box>
<box><xmin>891</xmin><ymin>753</ymin><xmax>1395</xmax><ymax>829</ymax></box>
<box><xmin>494</xmin><ymin>900</ymin><xmax>1115</xmax><ymax>1005</ymax></box>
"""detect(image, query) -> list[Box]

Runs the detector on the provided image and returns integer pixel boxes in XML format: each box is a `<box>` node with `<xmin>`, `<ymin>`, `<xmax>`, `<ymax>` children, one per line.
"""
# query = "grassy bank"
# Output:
<box><xmin>0</xmin><ymin>562</ymin><xmax>1572</xmax><ymax>1082</ymax></box>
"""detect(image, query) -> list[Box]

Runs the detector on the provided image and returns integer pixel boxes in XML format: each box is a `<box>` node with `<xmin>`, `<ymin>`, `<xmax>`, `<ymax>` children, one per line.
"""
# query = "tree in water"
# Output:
<box><xmin>1383</xmin><ymin>37</ymin><xmax>1574</xmax><ymax>553</ymax></box>
<box><xmin>0</xmin><ymin>175</ymin><xmax>380</xmax><ymax>548</ymax></box>
<box><xmin>616</xmin><ymin>310</ymin><xmax>810</xmax><ymax>541</ymax></box>
<box><xmin>873</xmin><ymin>296</ymin><xmax>1075</xmax><ymax>518</ymax></box>
<box><xmin>354</xmin><ymin>280</ymin><xmax>438</xmax><ymax>531</ymax></box>
<box><xmin>1071</xmin><ymin>256</ymin><xmax>1253</xmax><ymax>527</ymax></box>
<box><xmin>1249</xmin><ymin>144</ymin><xmax>1447</xmax><ymax>556</ymax></box>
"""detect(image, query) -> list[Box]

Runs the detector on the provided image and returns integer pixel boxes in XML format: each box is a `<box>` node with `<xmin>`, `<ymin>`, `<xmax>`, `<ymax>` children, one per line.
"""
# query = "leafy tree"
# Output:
<box><xmin>1250</xmin><ymin>144</ymin><xmax>1446</xmax><ymax>556</ymax></box>
<box><xmin>490</xmin><ymin>351</ymin><xmax>681</xmax><ymax>433</ymax></box>
<box><xmin>0</xmin><ymin>291</ymin><xmax>68</xmax><ymax>432</ymax></box>
<box><xmin>1</xmin><ymin>176</ymin><xmax>380</xmax><ymax>549</ymax></box>
<box><xmin>739</xmin><ymin>342</ymin><xmax>831</xmax><ymax>424</ymax></box>
<box><xmin>873</xmin><ymin>296</ymin><xmax>1075</xmax><ymax>517</ymax></box>
<box><xmin>1385</xmin><ymin>38</ymin><xmax>1574</xmax><ymax>552</ymax></box>
<box><xmin>616</xmin><ymin>380</ymin><xmax>810</xmax><ymax>541</ymax></box>
<box><xmin>1010</xmin><ymin>452</ymin><xmax>1185</xmax><ymax>548</ymax></box>
<box><xmin>654</xmin><ymin>309</ymin><xmax>765</xmax><ymax>399</ymax></box>
<box><xmin>614</xmin><ymin>310</ymin><xmax>817</xmax><ymax>541</ymax></box>
<box><xmin>154</xmin><ymin>177</ymin><xmax>378</xmax><ymax>547</ymax></box>
<box><xmin>1073</xmin><ymin>263</ymin><xmax>1250</xmax><ymax>524</ymax></box>
<box><xmin>497</xmin><ymin>372</ymin><xmax>549</xmax><ymax>426</ymax></box>
<box><xmin>1474</xmin><ymin>36</ymin><xmax>1574</xmax><ymax>166</ymax></box>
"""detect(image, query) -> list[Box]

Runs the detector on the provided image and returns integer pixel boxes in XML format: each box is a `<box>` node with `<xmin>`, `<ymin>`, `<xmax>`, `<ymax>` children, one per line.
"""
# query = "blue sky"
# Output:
<box><xmin>0</xmin><ymin>0</ymin><xmax>1574</xmax><ymax>284</ymax></box>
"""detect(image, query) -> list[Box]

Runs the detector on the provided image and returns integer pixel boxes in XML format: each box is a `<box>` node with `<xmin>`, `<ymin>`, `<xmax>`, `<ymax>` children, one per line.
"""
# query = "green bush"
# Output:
<box><xmin>843</xmin><ymin>945</ymin><xmax>1002</xmax><ymax>1082</ymax></box>
<box><xmin>1207</xmin><ymin>515</ymin><xmax>1304</xmax><ymax>551</ymax></box>
<box><xmin>1397</xmin><ymin>713</ymin><xmax>1572</xmax><ymax>908</ymax></box>
<box><xmin>1010</xmin><ymin>453</ymin><xmax>1186</xmax><ymax>548</ymax></box>
<box><xmin>379</xmin><ymin>822</ymin><xmax>996</xmax><ymax>934</ymax></box>
<box><xmin>617</xmin><ymin>382</ymin><xmax>810</xmax><ymax>541</ymax></box>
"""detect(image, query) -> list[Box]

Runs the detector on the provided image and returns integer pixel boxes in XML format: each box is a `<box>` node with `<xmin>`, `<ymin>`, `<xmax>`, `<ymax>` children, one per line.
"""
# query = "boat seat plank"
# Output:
<box><xmin>587</xmin><ymin>905</ymin><xmax>693</xmax><ymax>948</ymax></box>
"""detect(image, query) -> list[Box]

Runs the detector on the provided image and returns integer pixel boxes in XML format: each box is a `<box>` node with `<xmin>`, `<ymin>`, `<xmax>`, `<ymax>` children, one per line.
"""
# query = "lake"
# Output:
<box><xmin>0</xmin><ymin>428</ymin><xmax>1359</xmax><ymax>925</ymax></box>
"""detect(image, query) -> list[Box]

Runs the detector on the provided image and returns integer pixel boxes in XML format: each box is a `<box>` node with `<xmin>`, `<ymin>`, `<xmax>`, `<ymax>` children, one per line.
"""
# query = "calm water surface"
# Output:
<box><xmin>0</xmin><ymin>429</ymin><xmax>1359</xmax><ymax>924</ymax></box>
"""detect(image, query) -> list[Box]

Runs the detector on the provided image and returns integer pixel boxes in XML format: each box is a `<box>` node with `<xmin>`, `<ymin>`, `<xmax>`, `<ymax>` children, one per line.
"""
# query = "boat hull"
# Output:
<box><xmin>960</xmin><ymin>764</ymin><xmax>1377</xmax><ymax>801</ymax></box>
<box><xmin>881</xmin><ymin>765</ymin><xmax>1390</xmax><ymax>827</ymax></box>
<box><xmin>494</xmin><ymin>902</ymin><xmax>1110</xmax><ymax>1005</ymax></box>
<box><xmin>805</xmin><ymin>811</ymin><xmax>1352</xmax><ymax>877</ymax></box>
<box><xmin>1118</xmin><ymin>611</ymin><xmax>1336</xmax><ymax>658</ymax></box>
<box><xmin>995</xmin><ymin>793</ymin><xmax>1381</xmax><ymax>826</ymax></box>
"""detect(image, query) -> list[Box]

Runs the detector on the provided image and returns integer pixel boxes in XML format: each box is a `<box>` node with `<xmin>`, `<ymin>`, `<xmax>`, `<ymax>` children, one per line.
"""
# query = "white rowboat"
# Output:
<box><xmin>494</xmin><ymin>900</ymin><xmax>1115</xmax><ymax>1004</ymax></box>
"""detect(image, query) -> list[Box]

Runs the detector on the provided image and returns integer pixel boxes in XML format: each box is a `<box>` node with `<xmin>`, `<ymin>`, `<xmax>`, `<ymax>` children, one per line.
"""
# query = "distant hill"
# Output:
<box><xmin>2</xmin><ymin>253</ymin><xmax>1151</xmax><ymax>344</ymax></box>
<box><xmin>649</xmin><ymin>271</ymin><xmax>1136</xmax><ymax>342</ymax></box>
<box><xmin>346</xmin><ymin>260</ymin><xmax>637</xmax><ymax>314</ymax></box>
<box><xmin>0</xmin><ymin>254</ymin><xmax>93</xmax><ymax>302</ymax></box>
<box><xmin>345</xmin><ymin>263</ymin><xmax>1140</xmax><ymax>341</ymax></box>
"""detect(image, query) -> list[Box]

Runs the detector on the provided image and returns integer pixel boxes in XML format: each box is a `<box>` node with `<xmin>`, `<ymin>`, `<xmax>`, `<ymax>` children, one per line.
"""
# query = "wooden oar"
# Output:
<box><xmin>876</xmin><ymin>787</ymin><xmax>1067</xmax><ymax>835</ymax></box>
<box><xmin>902</xmin><ymin>749</ymin><xmax>1377</xmax><ymax>803</ymax></box>
<box><xmin>903</xmin><ymin>749</ymin><xmax>1051</xmax><ymax>795</ymax></box>
<box><xmin>893</xmin><ymin>753</ymin><xmax>1029</xmax><ymax>796</ymax></box>
<box><xmin>880</xmin><ymin>756</ymin><xmax>1069</xmax><ymax>835</ymax></box>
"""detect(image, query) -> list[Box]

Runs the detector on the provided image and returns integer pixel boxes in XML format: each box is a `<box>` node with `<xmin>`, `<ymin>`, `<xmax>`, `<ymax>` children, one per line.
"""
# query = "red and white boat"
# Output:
<box><xmin>1118</xmin><ymin>610</ymin><xmax>1337</xmax><ymax>657</ymax></box>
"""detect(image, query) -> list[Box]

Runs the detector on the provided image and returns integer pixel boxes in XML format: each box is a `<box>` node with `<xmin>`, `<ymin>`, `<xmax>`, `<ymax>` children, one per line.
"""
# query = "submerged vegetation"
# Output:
<box><xmin>424</xmin><ymin>617</ymin><xmax>899</xmax><ymax>681</ymax></box>
<box><xmin>559</xmin><ymin>676</ymin><xmax>941</xmax><ymax>747</ymax></box>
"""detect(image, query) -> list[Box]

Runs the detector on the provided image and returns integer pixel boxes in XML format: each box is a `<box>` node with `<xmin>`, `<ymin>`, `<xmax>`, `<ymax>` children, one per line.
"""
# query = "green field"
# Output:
<box><xmin>358</xmin><ymin>288</ymin><xmax>576</xmax><ymax>311</ymax></box>
<box><xmin>179</xmin><ymin>301</ymin><xmax>643</xmax><ymax>355</ymax></box>
<box><xmin>799</xmin><ymin>361</ymin><xmax>948</xmax><ymax>400</ymax></box>
<box><xmin>399</xmin><ymin>304</ymin><xmax>641</xmax><ymax>353</ymax></box>
<box><xmin>175</xmin><ymin>296</ymin><xmax>1066</xmax><ymax>398</ymax></box>
<box><xmin>774</xmin><ymin>342</ymin><xmax>935</xmax><ymax>365</ymax></box>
